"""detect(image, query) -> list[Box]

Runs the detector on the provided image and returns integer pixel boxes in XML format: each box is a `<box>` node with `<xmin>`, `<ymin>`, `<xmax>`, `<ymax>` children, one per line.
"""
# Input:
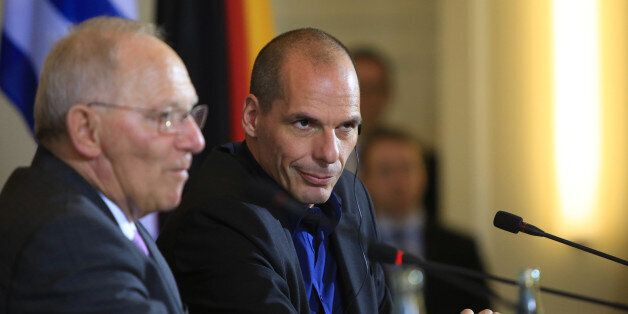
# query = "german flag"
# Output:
<box><xmin>225</xmin><ymin>0</ymin><xmax>275</xmax><ymax>141</ymax></box>
<box><xmin>157</xmin><ymin>0</ymin><xmax>275</xmax><ymax>155</ymax></box>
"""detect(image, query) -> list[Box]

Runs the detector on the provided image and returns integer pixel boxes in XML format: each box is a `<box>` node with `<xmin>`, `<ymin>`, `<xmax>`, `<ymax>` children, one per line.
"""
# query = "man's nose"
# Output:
<box><xmin>314</xmin><ymin>129</ymin><xmax>340</xmax><ymax>164</ymax></box>
<box><xmin>175</xmin><ymin>118</ymin><xmax>205</xmax><ymax>153</ymax></box>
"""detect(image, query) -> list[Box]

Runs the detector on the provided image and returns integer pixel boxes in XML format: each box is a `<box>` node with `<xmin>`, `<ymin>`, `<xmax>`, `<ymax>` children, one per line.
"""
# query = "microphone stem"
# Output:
<box><xmin>411</xmin><ymin>256</ymin><xmax>628</xmax><ymax>311</ymax></box>
<box><xmin>539</xmin><ymin>285</ymin><xmax>628</xmax><ymax>311</ymax></box>
<box><xmin>542</xmin><ymin>233</ymin><xmax>628</xmax><ymax>266</ymax></box>
<box><xmin>424</xmin><ymin>267</ymin><xmax>518</xmax><ymax>310</ymax></box>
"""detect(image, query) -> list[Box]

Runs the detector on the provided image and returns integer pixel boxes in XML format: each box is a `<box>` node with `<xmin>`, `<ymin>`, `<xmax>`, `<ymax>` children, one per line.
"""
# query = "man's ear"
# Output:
<box><xmin>242</xmin><ymin>94</ymin><xmax>261</xmax><ymax>138</ymax></box>
<box><xmin>66</xmin><ymin>104</ymin><xmax>102</xmax><ymax>158</ymax></box>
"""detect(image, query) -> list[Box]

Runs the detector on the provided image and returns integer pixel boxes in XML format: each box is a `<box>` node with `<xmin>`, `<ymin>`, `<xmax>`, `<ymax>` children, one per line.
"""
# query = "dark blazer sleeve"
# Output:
<box><xmin>158</xmin><ymin>201</ymin><xmax>306</xmax><ymax>314</ymax></box>
<box><xmin>8</xmin><ymin>197</ymin><xmax>169</xmax><ymax>314</ymax></box>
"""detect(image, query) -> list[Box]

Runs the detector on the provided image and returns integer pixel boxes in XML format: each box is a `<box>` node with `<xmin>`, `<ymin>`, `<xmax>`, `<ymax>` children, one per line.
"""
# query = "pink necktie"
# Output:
<box><xmin>132</xmin><ymin>229</ymin><xmax>149</xmax><ymax>256</ymax></box>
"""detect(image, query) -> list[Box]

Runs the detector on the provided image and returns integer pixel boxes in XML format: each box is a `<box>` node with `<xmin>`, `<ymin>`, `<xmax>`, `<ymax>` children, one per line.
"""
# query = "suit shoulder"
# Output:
<box><xmin>3</xmin><ymin>194</ymin><xmax>145</xmax><ymax>297</ymax></box>
<box><xmin>1</xmin><ymin>174</ymin><xmax>118</xmax><ymax>263</ymax></box>
<box><xmin>13</xmin><ymin>195</ymin><xmax>130</xmax><ymax>260</ymax></box>
<box><xmin>159</xmin><ymin>196</ymin><xmax>290</xmax><ymax>267</ymax></box>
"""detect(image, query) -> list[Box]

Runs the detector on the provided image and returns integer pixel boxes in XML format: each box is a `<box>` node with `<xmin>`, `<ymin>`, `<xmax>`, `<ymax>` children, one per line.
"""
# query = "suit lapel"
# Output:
<box><xmin>136</xmin><ymin>223</ymin><xmax>184</xmax><ymax>312</ymax></box>
<box><xmin>332</xmin><ymin>211</ymin><xmax>369</xmax><ymax>312</ymax></box>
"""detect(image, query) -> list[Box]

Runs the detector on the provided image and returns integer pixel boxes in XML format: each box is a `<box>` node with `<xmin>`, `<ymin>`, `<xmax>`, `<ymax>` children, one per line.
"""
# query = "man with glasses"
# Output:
<box><xmin>0</xmin><ymin>17</ymin><xmax>205</xmax><ymax>313</ymax></box>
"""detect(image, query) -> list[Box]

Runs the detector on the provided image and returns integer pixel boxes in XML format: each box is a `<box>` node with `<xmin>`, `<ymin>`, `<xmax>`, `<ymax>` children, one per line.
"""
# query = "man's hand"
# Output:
<box><xmin>460</xmin><ymin>309</ymin><xmax>501</xmax><ymax>314</ymax></box>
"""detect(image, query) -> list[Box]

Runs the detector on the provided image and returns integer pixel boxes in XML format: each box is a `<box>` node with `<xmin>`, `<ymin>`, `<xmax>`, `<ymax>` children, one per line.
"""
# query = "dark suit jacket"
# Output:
<box><xmin>158</xmin><ymin>142</ymin><xmax>391</xmax><ymax>313</ymax></box>
<box><xmin>423</xmin><ymin>223</ymin><xmax>491</xmax><ymax>313</ymax></box>
<box><xmin>0</xmin><ymin>147</ymin><xmax>185</xmax><ymax>314</ymax></box>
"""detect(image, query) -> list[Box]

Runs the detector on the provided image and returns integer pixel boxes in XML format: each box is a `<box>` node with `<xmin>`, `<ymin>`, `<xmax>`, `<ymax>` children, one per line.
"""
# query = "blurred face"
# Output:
<box><xmin>354</xmin><ymin>58</ymin><xmax>389</xmax><ymax>131</ymax></box>
<box><xmin>97</xmin><ymin>36</ymin><xmax>205</xmax><ymax>217</ymax></box>
<box><xmin>362</xmin><ymin>139</ymin><xmax>427</xmax><ymax>220</ymax></box>
<box><xmin>247</xmin><ymin>54</ymin><xmax>361</xmax><ymax>205</ymax></box>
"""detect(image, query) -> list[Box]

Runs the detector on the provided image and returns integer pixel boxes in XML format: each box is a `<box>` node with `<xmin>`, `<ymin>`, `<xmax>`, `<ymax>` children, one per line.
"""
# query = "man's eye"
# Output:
<box><xmin>338</xmin><ymin>122</ymin><xmax>356</xmax><ymax>132</ymax></box>
<box><xmin>294</xmin><ymin>119</ymin><xmax>310</xmax><ymax>130</ymax></box>
<box><xmin>158</xmin><ymin>111</ymin><xmax>174</xmax><ymax>122</ymax></box>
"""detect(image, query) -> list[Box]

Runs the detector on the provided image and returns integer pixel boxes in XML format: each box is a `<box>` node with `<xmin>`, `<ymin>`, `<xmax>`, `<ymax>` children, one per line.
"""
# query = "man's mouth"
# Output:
<box><xmin>298</xmin><ymin>170</ymin><xmax>335</xmax><ymax>186</ymax></box>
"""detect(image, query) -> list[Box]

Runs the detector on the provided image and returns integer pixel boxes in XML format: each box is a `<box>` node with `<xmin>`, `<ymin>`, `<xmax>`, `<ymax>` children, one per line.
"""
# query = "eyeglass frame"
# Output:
<box><xmin>87</xmin><ymin>101</ymin><xmax>208</xmax><ymax>134</ymax></box>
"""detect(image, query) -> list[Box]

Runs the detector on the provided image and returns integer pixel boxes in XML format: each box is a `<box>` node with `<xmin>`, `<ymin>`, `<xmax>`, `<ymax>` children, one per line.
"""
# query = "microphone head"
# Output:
<box><xmin>493</xmin><ymin>210</ymin><xmax>523</xmax><ymax>234</ymax></box>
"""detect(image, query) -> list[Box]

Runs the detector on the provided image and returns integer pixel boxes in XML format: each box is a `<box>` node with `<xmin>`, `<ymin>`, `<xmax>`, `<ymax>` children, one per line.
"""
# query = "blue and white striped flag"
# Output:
<box><xmin>0</xmin><ymin>0</ymin><xmax>137</xmax><ymax>129</ymax></box>
<box><xmin>0</xmin><ymin>0</ymin><xmax>160</xmax><ymax>239</ymax></box>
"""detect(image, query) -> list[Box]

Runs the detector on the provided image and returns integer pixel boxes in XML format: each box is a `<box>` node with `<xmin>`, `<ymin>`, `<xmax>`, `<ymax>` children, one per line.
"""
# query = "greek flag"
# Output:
<box><xmin>0</xmin><ymin>0</ymin><xmax>137</xmax><ymax>130</ymax></box>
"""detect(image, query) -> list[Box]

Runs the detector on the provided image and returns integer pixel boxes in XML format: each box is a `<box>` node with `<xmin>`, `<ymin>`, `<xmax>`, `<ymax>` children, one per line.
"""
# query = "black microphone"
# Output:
<box><xmin>493</xmin><ymin>210</ymin><xmax>545</xmax><ymax>236</ymax></box>
<box><xmin>368</xmin><ymin>242</ymin><xmax>628</xmax><ymax>312</ymax></box>
<box><xmin>493</xmin><ymin>210</ymin><xmax>628</xmax><ymax>266</ymax></box>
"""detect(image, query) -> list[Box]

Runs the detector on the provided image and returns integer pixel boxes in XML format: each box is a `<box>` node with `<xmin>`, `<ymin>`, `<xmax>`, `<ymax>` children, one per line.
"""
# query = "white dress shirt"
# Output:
<box><xmin>98</xmin><ymin>192</ymin><xmax>138</xmax><ymax>241</ymax></box>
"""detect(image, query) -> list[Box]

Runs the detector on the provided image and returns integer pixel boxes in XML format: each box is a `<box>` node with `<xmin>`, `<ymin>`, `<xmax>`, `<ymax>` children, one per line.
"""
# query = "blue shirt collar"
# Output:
<box><xmin>297</xmin><ymin>193</ymin><xmax>342</xmax><ymax>235</ymax></box>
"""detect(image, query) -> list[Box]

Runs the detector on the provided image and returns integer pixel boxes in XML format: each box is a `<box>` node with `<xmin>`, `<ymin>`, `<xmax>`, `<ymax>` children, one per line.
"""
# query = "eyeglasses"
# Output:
<box><xmin>88</xmin><ymin>102</ymin><xmax>208</xmax><ymax>134</ymax></box>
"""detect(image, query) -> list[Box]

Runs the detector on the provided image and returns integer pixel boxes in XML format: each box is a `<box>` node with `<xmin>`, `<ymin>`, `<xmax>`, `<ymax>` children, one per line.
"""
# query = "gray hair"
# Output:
<box><xmin>34</xmin><ymin>16</ymin><xmax>162</xmax><ymax>142</ymax></box>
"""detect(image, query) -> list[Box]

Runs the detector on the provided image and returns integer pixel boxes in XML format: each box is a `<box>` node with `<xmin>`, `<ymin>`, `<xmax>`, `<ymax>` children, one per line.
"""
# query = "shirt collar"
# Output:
<box><xmin>297</xmin><ymin>192</ymin><xmax>343</xmax><ymax>235</ymax></box>
<box><xmin>98</xmin><ymin>192</ymin><xmax>137</xmax><ymax>241</ymax></box>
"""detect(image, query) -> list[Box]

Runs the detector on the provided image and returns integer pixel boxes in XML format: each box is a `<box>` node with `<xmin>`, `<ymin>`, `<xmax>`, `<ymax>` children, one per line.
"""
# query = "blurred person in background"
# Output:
<box><xmin>361</xmin><ymin>127</ymin><xmax>491</xmax><ymax>314</ymax></box>
<box><xmin>352</xmin><ymin>47</ymin><xmax>393</xmax><ymax>136</ymax></box>
<box><xmin>345</xmin><ymin>47</ymin><xmax>394</xmax><ymax>174</ymax></box>
<box><xmin>352</xmin><ymin>46</ymin><xmax>440</xmax><ymax>227</ymax></box>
